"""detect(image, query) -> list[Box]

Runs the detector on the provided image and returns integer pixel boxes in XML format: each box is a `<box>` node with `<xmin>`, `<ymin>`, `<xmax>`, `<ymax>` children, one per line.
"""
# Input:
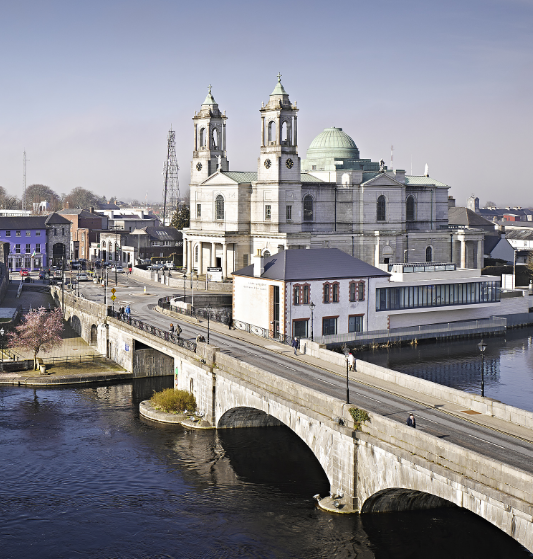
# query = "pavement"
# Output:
<box><xmin>101</xmin><ymin>269</ymin><xmax>533</xmax><ymax>447</ymax></box>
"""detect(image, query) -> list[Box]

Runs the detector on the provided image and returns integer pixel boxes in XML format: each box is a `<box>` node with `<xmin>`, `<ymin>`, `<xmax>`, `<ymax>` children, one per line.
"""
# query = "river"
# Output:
<box><xmin>0</xmin><ymin>377</ymin><xmax>530</xmax><ymax>559</ymax></box>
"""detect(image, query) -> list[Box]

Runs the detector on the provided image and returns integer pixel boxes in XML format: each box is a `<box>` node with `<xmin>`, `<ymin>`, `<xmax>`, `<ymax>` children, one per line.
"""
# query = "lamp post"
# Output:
<box><xmin>183</xmin><ymin>273</ymin><xmax>187</xmax><ymax>304</ymax></box>
<box><xmin>0</xmin><ymin>327</ymin><xmax>4</xmax><ymax>364</ymax></box>
<box><xmin>309</xmin><ymin>301</ymin><xmax>315</xmax><ymax>342</ymax></box>
<box><xmin>343</xmin><ymin>344</ymin><xmax>350</xmax><ymax>404</ymax></box>
<box><xmin>478</xmin><ymin>339</ymin><xmax>487</xmax><ymax>397</ymax></box>
<box><xmin>206</xmin><ymin>303</ymin><xmax>211</xmax><ymax>345</ymax></box>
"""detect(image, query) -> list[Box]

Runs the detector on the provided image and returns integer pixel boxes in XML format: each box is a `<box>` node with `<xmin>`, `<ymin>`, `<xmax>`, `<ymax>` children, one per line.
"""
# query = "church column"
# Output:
<box><xmin>186</xmin><ymin>241</ymin><xmax>192</xmax><ymax>274</ymax></box>
<box><xmin>477</xmin><ymin>240</ymin><xmax>483</xmax><ymax>269</ymax></box>
<box><xmin>206</xmin><ymin>123</ymin><xmax>211</xmax><ymax>150</ymax></box>
<box><xmin>194</xmin><ymin>125</ymin><xmax>198</xmax><ymax>151</ymax></box>
<box><xmin>276</xmin><ymin>118</ymin><xmax>281</xmax><ymax>145</ymax></box>
<box><xmin>460</xmin><ymin>237</ymin><xmax>466</xmax><ymax>268</ymax></box>
<box><xmin>222</xmin><ymin>123</ymin><xmax>226</xmax><ymax>152</ymax></box>
<box><xmin>198</xmin><ymin>242</ymin><xmax>203</xmax><ymax>275</ymax></box>
<box><xmin>222</xmin><ymin>243</ymin><xmax>227</xmax><ymax>279</ymax></box>
<box><xmin>293</xmin><ymin>116</ymin><xmax>297</xmax><ymax>146</ymax></box>
<box><xmin>182</xmin><ymin>236</ymin><xmax>188</xmax><ymax>270</ymax></box>
<box><xmin>211</xmin><ymin>242</ymin><xmax>216</xmax><ymax>267</ymax></box>
<box><xmin>261</xmin><ymin>118</ymin><xmax>265</xmax><ymax>147</ymax></box>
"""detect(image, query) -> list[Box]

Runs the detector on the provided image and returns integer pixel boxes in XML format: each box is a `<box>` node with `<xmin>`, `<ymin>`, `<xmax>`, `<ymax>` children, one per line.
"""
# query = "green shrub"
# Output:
<box><xmin>150</xmin><ymin>388</ymin><xmax>197</xmax><ymax>413</ymax></box>
<box><xmin>349</xmin><ymin>407</ymin><xmax>370</xmax><ymax>431</ymax></box>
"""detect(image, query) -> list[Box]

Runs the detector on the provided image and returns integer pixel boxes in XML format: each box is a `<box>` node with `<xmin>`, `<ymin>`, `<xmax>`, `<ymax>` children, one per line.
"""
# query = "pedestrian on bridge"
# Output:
<box><xmin>292</xmin><ymin>337</ymin><xmax>299</xmax><ymax>355</ymax></box>
<box><xmin>170</xmin><ymin>323</ymin><xmax>175</xmax><ymax>334</ymax></box>
<box><xmin>348</xmin><ymin>352</ymin><xmax>355</xmax><ymax>372</ymax></box>
<box><xmin>407</xmin><ymin>414</ymin><xmax>416</xmax><ymax>428</ymax></box>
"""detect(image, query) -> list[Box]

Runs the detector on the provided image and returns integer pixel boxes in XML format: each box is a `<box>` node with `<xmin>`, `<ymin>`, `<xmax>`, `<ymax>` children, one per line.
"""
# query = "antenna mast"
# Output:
<box><xmin>162</xmin><ymin>127</ymin><xmax>180</xmax><ymax>226</ymax></box>
<box><xmin>22</xmin><ymin>150</ymin><xmax>27</xmax><ymax>210</ymax></box>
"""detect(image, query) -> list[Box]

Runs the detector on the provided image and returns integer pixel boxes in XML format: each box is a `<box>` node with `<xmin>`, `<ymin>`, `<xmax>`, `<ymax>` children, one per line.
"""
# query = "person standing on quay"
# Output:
<box><xmin>407</xmin><ymin>413</ymin><xmax>416</xmax><ymax>428</ymax></box>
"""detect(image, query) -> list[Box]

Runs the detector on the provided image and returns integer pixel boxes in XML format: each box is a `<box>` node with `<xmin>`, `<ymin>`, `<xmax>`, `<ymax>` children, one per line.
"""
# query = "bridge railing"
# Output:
<box><xmin>158</xmin><ymin>295</ymin><xmax>233</xmax><ymax>326</ymax></box>
<box><xmin>232</xmin><ymin>320</ymin><xmax>293</xmax><ymax>346</ymax></box>
<box><xmin>107</xmin><ymin>309</ymin><xmax>197</xmax><ymax>353</ymax></box>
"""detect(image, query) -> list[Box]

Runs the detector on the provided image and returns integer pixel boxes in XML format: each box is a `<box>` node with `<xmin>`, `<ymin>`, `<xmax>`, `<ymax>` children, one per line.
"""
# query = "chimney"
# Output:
<box><xmin>253</xmin><ymin>249</ymin><xmax>264</xmax><ymax>277</ymax></box>
<box><xmin>90</xmin><ymin>206</ymin><xmax>95</xmax><ymax>214</ymax></box>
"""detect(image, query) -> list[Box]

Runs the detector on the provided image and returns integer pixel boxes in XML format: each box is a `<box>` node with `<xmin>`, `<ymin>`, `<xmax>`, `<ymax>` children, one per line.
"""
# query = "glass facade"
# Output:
<box><xmin>376</xmin><ymin>281</ymin><xmax>500</xmax><ymax>311</ymax></box>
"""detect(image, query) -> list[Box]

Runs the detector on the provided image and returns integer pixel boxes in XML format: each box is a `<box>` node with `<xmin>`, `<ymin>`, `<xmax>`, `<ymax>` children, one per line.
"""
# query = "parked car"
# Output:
<box><xmin>76</xmin><ymin>273</ymin><xmax>89</xmax><ymax>281</ymax></box>
<box><xmin>19</xmin><ymin>269</ymin><xmax>29</xmax><ymax>277</ymax></box>
<box><xmin>149</xmin><ymin>264</ymin><xmax>163</xmax><ymax>271</ymax></box>
<box><xmin>111</xmin><ymin>266</ymin><xmax>125</xmax><ymax>273</ymax></box>
<box><xmin>38</xmin><ymin>270</ymin><xmax>48</xmax><ymax>280</ymax></box>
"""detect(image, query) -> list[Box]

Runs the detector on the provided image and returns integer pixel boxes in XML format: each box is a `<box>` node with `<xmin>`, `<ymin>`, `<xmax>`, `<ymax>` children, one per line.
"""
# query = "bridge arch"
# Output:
<box><xmin>361</xmin><ymin>488</ymin><xmax>456</xmax><ymax>513</ymax></box>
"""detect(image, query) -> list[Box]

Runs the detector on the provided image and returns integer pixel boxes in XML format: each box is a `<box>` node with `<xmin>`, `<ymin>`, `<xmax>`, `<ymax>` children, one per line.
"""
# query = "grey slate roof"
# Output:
<box><xmin>220</xmin><ymin>171</ymin><xmax>325</xmax><ymax>184</ymax></box>
<box><xmin>45</xmin><ymin>212</ymin><xmax>72</xmax><ymax>225</ymax></box>
<box><xmin>142</xmin><ymin>226</ymin><xmax>182</xmax><ymax>241</ymax></box>
<box><xmin>233</xmin><ymin>248</ymin><xmax>390</xmax><ymax>281</ymax></box>
<box><xmin>58</xmin><ymin>209</ymin><xmax>99</xmax><ymax>219</ymax></box>
<box><xmin>448</xmin><ymin>207</ymin><xmax>494</xmax><ymax>227</ymax></box>
<box><xmin>505</xmin><ymin>229</ymin><xmax>533</xmax><ymax>241</ymax></box>
<box><xmin>483</xmin><ymin>236</ymin><xmax>501</xmax><ymax>253</ymax></box>
<box><xmin>0</xmin><ymin>212</ymin><xmax>70</xmax><ymax>229</ymax></box>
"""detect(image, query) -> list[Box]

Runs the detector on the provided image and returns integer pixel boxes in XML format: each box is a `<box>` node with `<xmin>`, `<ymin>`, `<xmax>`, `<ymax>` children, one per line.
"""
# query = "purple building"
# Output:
<box><xmin>0</xmin><ymin>213</ymin><xmax>71</xmax><ymax>271</ymax></box>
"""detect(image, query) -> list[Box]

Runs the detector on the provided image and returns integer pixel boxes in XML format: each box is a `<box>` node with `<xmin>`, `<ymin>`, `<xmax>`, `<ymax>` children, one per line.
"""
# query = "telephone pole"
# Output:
<box><xmin>162</xmin><ymin>127</ymin><xmax>180</xmax><ymax>226</ymax></box>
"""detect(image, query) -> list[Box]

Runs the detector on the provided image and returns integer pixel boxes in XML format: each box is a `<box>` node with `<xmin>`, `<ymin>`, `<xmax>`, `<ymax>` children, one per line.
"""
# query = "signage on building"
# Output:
<box><xmin>125</xmin><ymin>343</ymin><xmax>129</xmax><ymax>352</ymax></box>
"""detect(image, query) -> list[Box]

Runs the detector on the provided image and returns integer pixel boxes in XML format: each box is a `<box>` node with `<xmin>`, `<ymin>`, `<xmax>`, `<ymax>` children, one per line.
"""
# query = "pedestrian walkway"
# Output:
<box><xmin>160</xmin><ymin>306</ymin><xmax>533</xmax><ymax>445</ymax></box>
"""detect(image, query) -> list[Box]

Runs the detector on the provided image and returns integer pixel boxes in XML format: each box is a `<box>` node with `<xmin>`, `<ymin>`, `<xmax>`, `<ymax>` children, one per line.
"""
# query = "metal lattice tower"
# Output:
<box><xmin>162</xmin><ymin>127</ymin><xmax>180</xmax><ymax>226</ymax></box>
<box><xmin>22</xmin><ymin>150</ymin><xmax>27</xmax><ymax>210</ymax></box>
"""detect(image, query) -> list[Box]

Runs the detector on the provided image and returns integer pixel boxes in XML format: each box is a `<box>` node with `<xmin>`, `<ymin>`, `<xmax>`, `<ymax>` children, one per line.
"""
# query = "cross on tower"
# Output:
<box><xmin>277</xmin><ymin>72</ymin><xmax>281</xmax><ymax>83</ymax></box>
<box><xmin>208</xmin><ymin>84</ymin><xmax>212</xmax><ymax>94</ymax></box>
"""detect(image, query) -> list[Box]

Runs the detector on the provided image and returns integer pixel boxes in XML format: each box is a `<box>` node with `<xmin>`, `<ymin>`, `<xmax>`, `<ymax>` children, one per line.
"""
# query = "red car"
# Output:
<box><xmin>19</xmin><ymin>269</ymin><xmax>29</xmax><ymax>277</ymax></box>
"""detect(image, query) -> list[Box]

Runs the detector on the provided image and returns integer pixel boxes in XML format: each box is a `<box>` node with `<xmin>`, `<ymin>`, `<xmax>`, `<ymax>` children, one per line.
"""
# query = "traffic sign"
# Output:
<box><xmin>111</xmin><ymin>288</ymin><xmax>116</xmax><ymax>294</ymax></box>
<box><xmin>111</xmin><ymin>295</ymin><xmax>116</xmax><ymax>301</ymax></box>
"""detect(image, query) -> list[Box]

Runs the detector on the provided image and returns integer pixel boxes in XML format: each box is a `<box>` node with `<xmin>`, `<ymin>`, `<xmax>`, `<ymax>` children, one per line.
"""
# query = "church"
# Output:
<box><xmin>182</xmin><ymin>76</ymin><xmax>483</xmax><ymax>278</ymax></box>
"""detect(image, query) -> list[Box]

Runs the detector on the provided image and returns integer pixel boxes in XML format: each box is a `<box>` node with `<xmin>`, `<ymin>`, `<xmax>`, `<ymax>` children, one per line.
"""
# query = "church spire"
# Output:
<box><xmin>270</xmin><ymin>72</ymin><xmax>288</xmax><ymax>96</ymax></box>
<box><xmin>202</xmin><ymin>84</ymin><xmax>217</xmax><ymax>106</ymax></box>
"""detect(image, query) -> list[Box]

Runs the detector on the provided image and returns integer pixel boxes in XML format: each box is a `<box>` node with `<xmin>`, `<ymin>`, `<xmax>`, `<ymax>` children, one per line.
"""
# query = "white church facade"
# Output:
<box><xmin>182</xmin><ymin>77</ymin><xmax>483</xmax><ymax>278</ymax></box>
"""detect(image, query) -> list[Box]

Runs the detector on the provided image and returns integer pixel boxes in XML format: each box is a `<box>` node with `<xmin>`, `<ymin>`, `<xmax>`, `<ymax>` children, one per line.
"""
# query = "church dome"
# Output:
<box><xmin>306</xmin><ymin>127</ymin><xmax>360</xmax><ymax>160</ymax></box>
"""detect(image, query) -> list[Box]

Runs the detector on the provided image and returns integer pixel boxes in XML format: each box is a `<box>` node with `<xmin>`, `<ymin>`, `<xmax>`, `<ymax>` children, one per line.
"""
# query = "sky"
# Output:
<box><xmin>1</xmin><ymin>0</ymin><xmax>532</xmax><ymax>207</ymax></box>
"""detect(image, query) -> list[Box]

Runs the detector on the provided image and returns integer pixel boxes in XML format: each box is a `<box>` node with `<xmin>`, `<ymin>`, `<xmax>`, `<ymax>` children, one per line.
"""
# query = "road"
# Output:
<box><xmin>76</xmin><ymin>272</ymin><xmax>533</xmax><ymax>476</ymax></box>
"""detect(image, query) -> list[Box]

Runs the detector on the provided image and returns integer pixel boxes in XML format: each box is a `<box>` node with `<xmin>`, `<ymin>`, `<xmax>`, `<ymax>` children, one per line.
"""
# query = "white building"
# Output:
<box><xmin>232</xmin><ymin>248</ymin><xmax>390</xmax><ymax>339</ymax></box>
<box><xmin>183</xmin><ymin>78</ymin><xmax>483</xmax><ymax>279</ymax></box>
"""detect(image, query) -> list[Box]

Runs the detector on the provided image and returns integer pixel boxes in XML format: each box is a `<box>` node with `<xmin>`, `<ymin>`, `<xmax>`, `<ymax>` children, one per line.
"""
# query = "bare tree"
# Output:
<box><xmin>63</xmin><ymin>187</ymin><xmax>100</xmax><ymax>209</ymax></box>
<box><xmin>25</xmin><ymin>184</ymin><xmax>61</xmax><ymax>211</ymax></box>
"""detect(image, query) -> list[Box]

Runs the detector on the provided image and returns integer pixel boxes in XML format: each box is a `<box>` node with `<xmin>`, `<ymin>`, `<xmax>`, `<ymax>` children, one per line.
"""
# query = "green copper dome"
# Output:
<box><xmin>306</xmin><ymin>127</ymin><xmax>359</xmax><ymax>160</ymax></box>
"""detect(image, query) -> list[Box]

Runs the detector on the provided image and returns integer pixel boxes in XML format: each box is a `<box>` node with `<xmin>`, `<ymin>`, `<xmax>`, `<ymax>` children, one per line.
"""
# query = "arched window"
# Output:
<box><xmin>303</xmin><ymin>195</ymin><xmax>313</xmax><ymax>222</ymax></box>
<box><xmin>190</xmin><ymin>378</ymin><xmax>194</xmax><ymax>393</ymax></box>
<box><xmin>212</xmin><ymin>128</ymin><xmax>218</xmax><ymax>149</ymax></box>
<box><xmin>215</xmin><ymin>195</ymin><xmax>224</xmax><ymax>220</ymax></box>
<box><xmin>102</xmin><ymin>240</ymin><xmax>106</xmax><ymax>248</ymax></box>
<box><xmin>323</xmin><ymin>283</ymin><xmax>330</xmax><ymax>303</ymax></box>
<box><xmin>406</xmin><ymin>196</ymin><xmax>415</xmax><ymax>221</ymax></box>
<box><xmin>377</xmin><ymin>195</ymin><xmax>386</xmax><ymax>221</ymax></box>
<box><xmin>281</xmin><ymin>121</ymin><xmax>289</xmax><ymax>144</ymax></box>
<box><xmin>426</xmin><ymin>246</ymin><xmax>433</xmax><ymax>262</ymax></box>
<box><xmin>199</xmin><ymin>128</ymin><xmax>206</xmax><ymax>147</ymax></box>
<box><xmin>268</xmin><ymin>121</ymin><xmax>276</xmax><ymax>143</ymax></box>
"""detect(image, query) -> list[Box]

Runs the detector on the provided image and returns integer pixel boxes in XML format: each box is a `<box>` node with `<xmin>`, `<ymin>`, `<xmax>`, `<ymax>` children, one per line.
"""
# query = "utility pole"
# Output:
<box><xmin>162</xmin><ymin>127</ymin><xmax>180</xmax><ymax>226</ymax></box>
<box><xmin>22</xmin><ymin>150</ymin><xmax>29</xmax><ymax>210</ymax></box>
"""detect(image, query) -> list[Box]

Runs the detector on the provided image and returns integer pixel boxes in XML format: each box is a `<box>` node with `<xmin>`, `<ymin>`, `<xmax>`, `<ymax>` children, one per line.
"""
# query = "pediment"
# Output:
<box><xmin>201</xmin><ymin>171</ymin><xmax>238</xmax><ymax>186</ymax></box>
<box><xmin>362</xmin><ymin>172</ymin><xmax>404</xmax><ymax>188</ymax></box>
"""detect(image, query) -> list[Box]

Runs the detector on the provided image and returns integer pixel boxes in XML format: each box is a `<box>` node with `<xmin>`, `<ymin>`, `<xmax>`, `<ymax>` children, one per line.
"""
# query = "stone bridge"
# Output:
<box><xmin>56</xmin><ymin>290</ymin><xmax>533</xmax><ymax>553</ymax></box>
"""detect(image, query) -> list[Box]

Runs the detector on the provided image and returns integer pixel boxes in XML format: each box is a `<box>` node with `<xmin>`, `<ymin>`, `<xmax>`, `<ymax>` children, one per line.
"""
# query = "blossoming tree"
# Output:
<box><xmin>9</xmin><ymin>307</ymin><xmax>63</xmax><ymax>370</ymax></box>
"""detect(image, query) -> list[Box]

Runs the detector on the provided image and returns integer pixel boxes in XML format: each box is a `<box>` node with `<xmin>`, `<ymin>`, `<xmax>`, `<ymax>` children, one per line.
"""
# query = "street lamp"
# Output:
<box><xmin>183</xmin><ymin>273</ymin><xmax>187</xmax><ymax>303</ymax></box>
<box><xmin>343</xmin><ymin>344</ymin><xmax>350</xmax><ymax>404</ymax></box>
<box><xmin>206</xmin><ymin>303</ymin><xmax>211</xmax><ymax>345</ymax></box>
<box><xmin>0</xmin><ymin>327</ymin><xmax>4</xmax><ymax>364</ymax></box>
<box><xmin>309</xmin><ymin>301</ymin><xmax>315</xmax><ymax>342</ymax></box>
<box><xmin>478</xmin><ymin>339</ymin><xmax>487</xmax><ymax>397</ymax></box>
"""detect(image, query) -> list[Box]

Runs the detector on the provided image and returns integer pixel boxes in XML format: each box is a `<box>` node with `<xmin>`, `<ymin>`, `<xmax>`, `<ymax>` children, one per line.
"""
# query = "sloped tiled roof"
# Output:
<box><xmin>45</xmin><ymin>212</ymin><xmax>72</xmax><ymax>225</ymax></box>
<box><xmin>233</xmin><ymin>248</ymin><xmax>389</xmax><ymax>281</ymax></box>
<box><xmin>220</xmin><ymin>171</ymin><xmax>325</xmax><ymax>184</ymax></box>
<box><xmin>505</xmin><ymin>229</ymin><xmax>533</xmax><ymax>241</ymax></box>
<box><xmin>143</xmin><ymin>226</ymin><xmax>182</xmax><ymax>241</ymax></box>
<box><xmin>448</xmin><ymin>207</ymin><xmax>494</xmax><ymax>227</ymax></box>
<box><xmin>405</xmin><ymin>175</ymin><xmax>448</xmax><ymax>187</ymax></box>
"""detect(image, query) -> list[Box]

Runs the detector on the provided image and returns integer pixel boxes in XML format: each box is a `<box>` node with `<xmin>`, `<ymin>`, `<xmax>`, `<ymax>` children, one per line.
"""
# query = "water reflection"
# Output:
<box><xmin>0</xmin><ymin>379</ymin><xmax>531</xmax><ymax>558</ymax></box>
<box><xmin>358</xmin><ymin>328</ymin><xmax>533</xmax><ymax>411</ymax></box>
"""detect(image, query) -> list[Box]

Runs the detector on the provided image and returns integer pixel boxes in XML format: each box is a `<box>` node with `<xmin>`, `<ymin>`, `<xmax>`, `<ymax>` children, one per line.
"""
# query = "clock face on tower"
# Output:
<box><xmin>196</xmin><ymin>162</ymin><xmax>202</xmax><ymax>171</ymax></box>
<box><xmin>286</xmin><ymin>158</ymin><xmax>294</xmax><ymax>169</ymax></box>
<box><xmin>264</xmin><ymin>159</ymin><xmax>271</xmax><ymax>169</ymax></box>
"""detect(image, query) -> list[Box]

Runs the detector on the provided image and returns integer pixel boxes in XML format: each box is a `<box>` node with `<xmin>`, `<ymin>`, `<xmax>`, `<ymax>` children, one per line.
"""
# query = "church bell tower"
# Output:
<box><xmin>190</xmin><ymin>86</ymin><xmax>229</xmax><ymax>186</ymax></box>
<box><xmin>257</xmin><ymin>73</ymin><xmax>300</xmax><ymax>183</ymax></box>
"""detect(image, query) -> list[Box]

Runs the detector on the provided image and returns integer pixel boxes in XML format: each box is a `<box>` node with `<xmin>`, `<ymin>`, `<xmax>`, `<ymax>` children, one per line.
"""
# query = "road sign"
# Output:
<box><xmin>110</xmin><ymin>295</ymin><xmax>116</xmax><ymax>301</ymax></box>
<box><xmin>111</xmin><ymin>288</ymin><xmax>116</xmax><ymax>294</ymax></box>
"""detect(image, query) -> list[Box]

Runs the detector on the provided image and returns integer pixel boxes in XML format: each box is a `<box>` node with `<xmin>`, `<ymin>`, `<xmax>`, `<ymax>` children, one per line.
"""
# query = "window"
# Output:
<box><xmin>243</xmin><ymin>254</ymin><xmax>248</xmax><ymax>267</ymax></box>
<box><xmin>286</xmin><ymin>205</ymin><xmax>292</xmax><ymax>221</ymax></box>
<box><xmin>350</xmin><ymin>282</ymin><xmax>356</xmax><ymax>302</ymax></box>
<box><xmin>332</xmin><ymin>283</ymin><xmax>339</xmax><ymax>303</ymax></box>
<box><xmin>303</xmin><ymin>195</ymin><xmax>313</xmax><ymax>221</ymax></box>
<box><xmin>406</xmin><ymin>196</ymin><xmax>415</xmax><ymax>221</ymax></box>
<box><xmin>377</xmin><ymin>195</ymin><xmax>386</xmax><ymax>221</ymax></box>
<box><xmin>102</xmin><ymin>240</ymin><xmax>106</xmax><ymax>248</ymax></box>
<box><xmin>268</xmin><ymin>121</ymin><xmax>276</xmax><ymax>143</ymax></box>
<box><xmin>426</xmin><ymin>246</ymin><xmax>433</xmax><ymax>262</ymax></box>
<box><xmin>349</xmin><ymin>315</ymin><xmax>364</xmax><ymax>333</ymax></box>
<box><xmin>16</xmin><ymin>231</ymin><xmax>21</xmax><ymax>237</ymax></box>
<box><xmin>263</xmin><ymin>250</ymin><xmax>271</xmax><ymax>257</ymax></box>
<box><xmin>62</xmin><ymin>228</ymin><xmax>65</xmax><ymax>235</ymax></box>
<box><xmin>215</xmin><ymin>195</ymin><xmax>224</xmax><ymax>220</ymax></box>
<box><xmin>323</xmin><ymin>283</ymin><xmax>330</xmax><ymax>303</ymax></box>
<box><xmin>36</xmin><ymin>244</ymin><xmax>40</xmax><ymax>253</ymax></box>
<box><xmin>25</xmin><ymin>231</ymin><xmax>30</xmax><ymax>237</ymax></box>
<box><xmin>197</xmin><ymin>204</ymin><xmax>201</xmax><ymax>218</ymax></box>
<box><xmin>302</xmin><ymin>284</ymin><xmax>310</xmax><ymax>304</ymax></box>
<box><xmin>311</xmin><ymin>165</ymin><xmax>317</xmax><ymax>171</ymax></box>
<box><xmin>293</xmin><ymin>319</ymin><xmax>308</xmax><ymax>339</ymax></box>
<box><xmin>293</xmin><ymin>286</ymin><xmax>301</xmax><ymax>305</ymax></box>
<box><xmin>54</xmin><ymin>228</ymin><xmax>57</xmax><ymax>235</ymax></box>
<box><xmin>25</xmin><ymin>244</ymin><xmax>30</xmax><ymax>253</ymax></box>
<box><xmin>15</xmin><ymin>244</ymin><xmax>20</xmax><ymax>254</ymax></box>
<box><xmin>195</xmin><ymin>245</ymin><xmax>199</xmax><ymax>262</ymax></box>
<box><xmin>35</xmin><ymin>231</ymin><xmax>40</xmax><ymax>237</ymax></box>
<box><xmin>265</xmin><ymin>205</ymin><xmax>272</xmax><ymax>220</ymax></box>
<box><xmin>5</xmin><ymin>231</ymin><xmax>10</xmax><ymax>237</ymax></box>
<box><xmin>322</xmin><ymin>317</ymin><xmax>337</xmax><ymax>336</ymax></box>
<box><xmin>199</xmin><ymin>128</ymin><xmax>206</xmax><ymax>147</ymax></box>
<box><xmin>349</xmin><ymin>281</ymin><xmax>365</xmax><ymax>302</ymax></box>
<box><xmin>358</xmin><ymin>282</ymin><xmax>365</xmax><ymax>301</ymax></box>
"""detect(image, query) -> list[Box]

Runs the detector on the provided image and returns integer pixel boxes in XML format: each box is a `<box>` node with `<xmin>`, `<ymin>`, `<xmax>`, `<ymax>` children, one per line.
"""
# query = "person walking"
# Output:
<box><xmin>406</xmin><ymin>413</ymin><xmax>416</xmax><ymax>428</ymax></box>
<box><xmin>175</xmin><ymin>324</ymin><xmax>182</xmax><ymax>338</ymax></box>
<box><xmin>348</xmin><ymin>352</ymin><xmax>355</xmax><ymax>372</ymax></box>
<box><xmin>170</xmin><ymin>323</ymin><xmax>174</xmax><ymax>334</ymax></box>
<box><xmin>292</xmin><ymin>337</ymin><xmax>298</xmax><ymax>355</ymax></box>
